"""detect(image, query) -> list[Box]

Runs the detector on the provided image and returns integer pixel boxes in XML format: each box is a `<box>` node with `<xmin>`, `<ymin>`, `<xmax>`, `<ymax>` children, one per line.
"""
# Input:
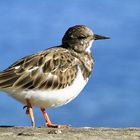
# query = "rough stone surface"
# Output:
<box><xmin>0</xmin><ymin>127</ymin><xmax>139</xmax><ymax>140</ymax></box>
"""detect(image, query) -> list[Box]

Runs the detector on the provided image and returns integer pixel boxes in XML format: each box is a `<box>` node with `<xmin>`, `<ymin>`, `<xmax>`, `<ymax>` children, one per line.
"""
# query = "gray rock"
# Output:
<box><xmin>0</xmin><ymin>127</ymin><xmax>139</xmax><ymax>140</ymax></box>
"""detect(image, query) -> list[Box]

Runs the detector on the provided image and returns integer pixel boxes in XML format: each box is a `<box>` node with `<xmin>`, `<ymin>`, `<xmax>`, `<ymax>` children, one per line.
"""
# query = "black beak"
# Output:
<box><xmin>94</xmin><ymin>34</ymin><xmax>110</xmax><ymax>40</ymax></box>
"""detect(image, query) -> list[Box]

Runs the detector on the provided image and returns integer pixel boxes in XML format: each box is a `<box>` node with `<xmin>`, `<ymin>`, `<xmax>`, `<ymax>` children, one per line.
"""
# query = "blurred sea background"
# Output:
<box><xmin>0</xmin><ymin>0</ymin><xmax>140</xmax><ymax>127</ymax></box>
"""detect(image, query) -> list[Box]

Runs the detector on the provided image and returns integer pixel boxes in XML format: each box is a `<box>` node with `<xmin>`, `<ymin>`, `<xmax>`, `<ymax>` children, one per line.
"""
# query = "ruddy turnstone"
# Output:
<box><xmin>0</xmin><ymin>25</ymin><xmax>109</xmax><ymax>128</ymax></box>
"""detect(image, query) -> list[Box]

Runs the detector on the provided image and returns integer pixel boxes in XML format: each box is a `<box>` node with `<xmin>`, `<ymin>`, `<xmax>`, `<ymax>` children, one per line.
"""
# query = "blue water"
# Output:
<box><xmin>0</xmin><ymin>0</ymin><xmax>140</xmax><ymax>127</ymax></box>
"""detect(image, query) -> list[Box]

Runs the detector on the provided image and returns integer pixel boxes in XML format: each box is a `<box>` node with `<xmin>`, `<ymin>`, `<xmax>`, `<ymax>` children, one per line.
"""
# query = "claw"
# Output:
<box><xmin>48</xmin><ymin>124</ymin><xmax>70</xmax><ymax>128</ymax></box>
<box><xmin>23</xmin><ymin>105</ymin><xmax>29</xmax><ymax>114</ymax></box>
<box><xmin>23</xmin><ymin>105</ymin><xmax>27</xmax><ymax>110</ymax></box>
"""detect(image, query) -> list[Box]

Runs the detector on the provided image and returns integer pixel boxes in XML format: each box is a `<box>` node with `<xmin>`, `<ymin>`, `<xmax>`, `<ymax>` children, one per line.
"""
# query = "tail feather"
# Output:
<box><xmin>0</xmin><ymin>69</ymin><xmax>19</xmax><ymax>89</ymax></box>
<box><xmin>0</xmin><ymin>76</ymin><xmax>19</xmax><ymax>88</ymax></box>
<box><xmin>0</xmin><ymin>69</ymin><xmax>15</xmax><ymax>79</ymax></box>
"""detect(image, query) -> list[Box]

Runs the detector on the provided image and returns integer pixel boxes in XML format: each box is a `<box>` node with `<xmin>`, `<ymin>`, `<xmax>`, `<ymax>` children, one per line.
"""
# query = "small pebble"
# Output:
<box><xmin>48</xmin><ymin>130</ymin><xmax>62</xmax><ymax>134</ymax></box>
<box><xmin>17</xmin><ymin>132</ymin><xmax>34</xmax><ymax>136</ymax></box>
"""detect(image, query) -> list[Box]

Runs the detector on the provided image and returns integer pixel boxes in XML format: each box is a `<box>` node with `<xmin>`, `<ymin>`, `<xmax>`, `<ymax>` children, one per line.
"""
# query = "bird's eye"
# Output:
<box><xmin>77</xmin><ymin>36</ymin><xmax>86</xmax><ymax>39</ymax></box>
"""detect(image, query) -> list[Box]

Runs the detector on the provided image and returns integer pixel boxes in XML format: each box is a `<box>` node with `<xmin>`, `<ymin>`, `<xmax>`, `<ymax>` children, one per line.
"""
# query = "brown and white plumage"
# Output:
<box><xmin>0</xmin><ymin>25</ymin><xmax>109</xmax><ymax>127</ymax></box>
<box><xmin>0</xmin><ymin>48</ymin><xmax>79</xmax><ymax>90</ymax></box>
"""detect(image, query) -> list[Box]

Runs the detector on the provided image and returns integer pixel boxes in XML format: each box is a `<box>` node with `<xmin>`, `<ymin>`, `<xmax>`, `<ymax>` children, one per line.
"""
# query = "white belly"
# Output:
<box><xmin>5</xmin><ymin>67</ymin><xmax>88</xmax><ymax>108</ymax></box>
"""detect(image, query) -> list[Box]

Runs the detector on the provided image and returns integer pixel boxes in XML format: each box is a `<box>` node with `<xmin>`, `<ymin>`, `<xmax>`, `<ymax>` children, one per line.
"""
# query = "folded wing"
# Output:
<box><xmin>0</xmin><ymin>48</ymin><xmax>79</xmax><ymax>90</ymax></box>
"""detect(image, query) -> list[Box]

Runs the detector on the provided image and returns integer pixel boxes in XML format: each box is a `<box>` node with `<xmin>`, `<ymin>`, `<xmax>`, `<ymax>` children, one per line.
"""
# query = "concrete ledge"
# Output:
<box><xmin>0</xmin><ymin>127</ymin><xmax>139</xmax><ymax>140</ymax></box>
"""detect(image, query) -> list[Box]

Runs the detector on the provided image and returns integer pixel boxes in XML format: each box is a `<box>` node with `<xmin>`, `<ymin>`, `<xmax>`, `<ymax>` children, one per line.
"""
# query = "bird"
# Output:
<box><xmin>0</xmin><ymin>25</ymin><xmax>109</xmax><ymax>128</ymax></box>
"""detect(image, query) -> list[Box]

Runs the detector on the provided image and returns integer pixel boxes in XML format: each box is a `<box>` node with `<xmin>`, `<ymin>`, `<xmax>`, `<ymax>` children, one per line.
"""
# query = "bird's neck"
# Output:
<box><xmin>70</xmin><ymin>50</ymin><xmax>94</xmax><ymax>80</ymax></box>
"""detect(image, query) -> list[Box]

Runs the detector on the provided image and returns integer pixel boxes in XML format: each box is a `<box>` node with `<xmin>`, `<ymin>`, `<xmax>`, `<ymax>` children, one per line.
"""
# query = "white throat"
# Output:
<box><xmin>85</xmin><ymin>40</ymin><xmax>94</xmax><ymax>53</ymax></box>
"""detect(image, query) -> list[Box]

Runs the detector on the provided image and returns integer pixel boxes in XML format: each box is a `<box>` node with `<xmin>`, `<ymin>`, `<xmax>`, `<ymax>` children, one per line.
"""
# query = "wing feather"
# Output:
<box><xmin>0</xmin><ymin>47</ymin><xmax>79</xmax><ymax>91</ymax></box>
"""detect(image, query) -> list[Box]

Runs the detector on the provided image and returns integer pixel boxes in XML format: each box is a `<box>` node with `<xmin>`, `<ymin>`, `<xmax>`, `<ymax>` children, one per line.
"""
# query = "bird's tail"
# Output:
<box><xmin>0</xmin><ymin>69</ymin><xmax>17</xmax><ymax>89</ymax></box>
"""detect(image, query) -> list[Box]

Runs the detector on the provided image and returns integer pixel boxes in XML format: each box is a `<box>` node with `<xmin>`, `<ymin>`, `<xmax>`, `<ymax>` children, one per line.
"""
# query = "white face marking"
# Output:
<box><xmin>85</xmin><ymin>40</ymin><xmax>94</xmax><ymax>53</ymax></box>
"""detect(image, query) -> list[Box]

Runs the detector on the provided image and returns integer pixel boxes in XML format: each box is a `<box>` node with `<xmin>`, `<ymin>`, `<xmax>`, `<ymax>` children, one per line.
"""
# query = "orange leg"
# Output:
<box><xmin>25</xmin><ymin>99</ymin><xmax>35</xmax><ymax>127</ymax></box>
<box><xmin>40</xmin><ymin>108</ymin><xmax>69</xmax><ymax>128</ymax></box>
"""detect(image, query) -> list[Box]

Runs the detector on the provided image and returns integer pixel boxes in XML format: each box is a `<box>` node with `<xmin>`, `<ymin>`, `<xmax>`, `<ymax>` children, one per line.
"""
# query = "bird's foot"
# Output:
<box><xmin>46</xmin><ymin>123</ymin><xmax>70</xmax><ymax>128</ymax></box>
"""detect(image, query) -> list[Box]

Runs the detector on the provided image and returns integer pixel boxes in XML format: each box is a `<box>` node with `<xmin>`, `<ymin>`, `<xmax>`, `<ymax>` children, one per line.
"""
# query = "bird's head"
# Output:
<box><xmin>62</xmin><ymin>25</ymin><xmax>110</xmax><ymax>53</ymax></box>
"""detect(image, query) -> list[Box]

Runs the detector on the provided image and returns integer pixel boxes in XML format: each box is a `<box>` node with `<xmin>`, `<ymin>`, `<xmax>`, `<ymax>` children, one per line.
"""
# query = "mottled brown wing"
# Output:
<box><xmin>0</xmin><ymin>47</ymin><xmax>79</xmax><ymax>90</ymax></box>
